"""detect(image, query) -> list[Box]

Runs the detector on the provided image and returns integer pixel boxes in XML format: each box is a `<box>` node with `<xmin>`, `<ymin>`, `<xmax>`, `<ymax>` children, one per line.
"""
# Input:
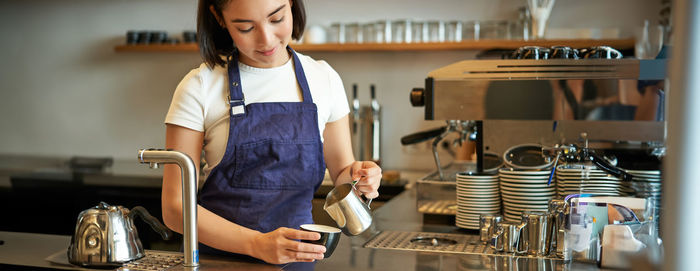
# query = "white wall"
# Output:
<box><xmin>0</xmin><ymin>0</ymin><xmax>660</xmax><ymax>171</ymax></box>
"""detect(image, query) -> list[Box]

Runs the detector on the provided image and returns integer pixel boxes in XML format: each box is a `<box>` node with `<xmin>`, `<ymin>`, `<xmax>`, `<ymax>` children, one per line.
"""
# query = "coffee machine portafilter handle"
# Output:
<box><xmin>588</xmin><ymin>152</ymin><xmax>634</xmax><ymax>182</ymax></box>
<box><xmin>400</xmin><ymin>126</ymin><xmax>447</xmax><ymax>145</ymax></box>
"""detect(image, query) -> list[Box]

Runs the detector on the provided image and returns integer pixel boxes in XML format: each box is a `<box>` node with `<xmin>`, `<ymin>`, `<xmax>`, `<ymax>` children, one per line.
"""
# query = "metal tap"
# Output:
<box><xmin>370</xmin><ymin>84</ymin><xmax>381</xmax><ymax>163</ymax></box>
<box><xmin>351</xmin><ymin>84</ymin><xmax>360</xmax><ymax>134</ymax></box>
<box><xmin>138</xmin><ymin>149</ymin><xmax>199</xmax><ymax>267</ymax></box>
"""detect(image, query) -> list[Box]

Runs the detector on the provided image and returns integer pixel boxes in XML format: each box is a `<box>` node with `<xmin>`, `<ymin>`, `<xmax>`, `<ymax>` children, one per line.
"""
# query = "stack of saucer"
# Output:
<box><xmin>624</xmin><ymin>169</ymin><xmax>662</xmax><ymax>221</ymax></box>
<box><xmin>498</xmin><ymin>168</ymin><xmax>555</xmax><ymax>221</ymax></box>
<box><xmin>455</xmin><ymin>172</ymin><xmax>501</xmax><ymax>229</ymax></box>
<box><xmin>555</xmin><ymin>165</ymin><xmax>624</xmax><ymax>198</ymax></box>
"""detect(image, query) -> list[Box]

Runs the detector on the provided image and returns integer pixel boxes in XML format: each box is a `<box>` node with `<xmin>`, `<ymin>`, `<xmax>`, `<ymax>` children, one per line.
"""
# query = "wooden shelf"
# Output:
<box><xmin>114</xmin><ymin>39</ymin><xmax>635</xmax><ymax>53</ymax></box>
<box><xmin>114</xmin><ymin>43</ymin><xmax>199</xmax><ymax>52</ymax></box>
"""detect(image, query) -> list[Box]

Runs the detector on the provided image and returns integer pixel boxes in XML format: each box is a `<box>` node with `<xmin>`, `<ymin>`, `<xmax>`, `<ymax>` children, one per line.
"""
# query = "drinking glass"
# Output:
<box><xmin>463</xmin><ymin>21</ymin><xmax>480</xmax><ymax>40</ymax></box>
<box><xmin>361</xmin><ymin>23</ymin><xmax>375</xmax><ymax>43</ymax></box>
<box><xmin>391</xmin><ymin>19</ymin><xmax>411</xmax><ymax>43</ymax></box>
<box><xmin>345</xmin><ymin>23</ymin><xmax>359</xmax><ymax>43</ymax></box>
<box><xmin>374</xmin><ymin>20</ymin><xmax>391</xmax><ymax>43</ymax></box>
<box><xmin>445</xmin><ymin>21</ymin><xmax>463</xmax><ymax>42</ymax></box>
<box><xmin>411</xmin><ymin>21</ymin><xmax>425</xmax><ymax>43</ymax></box>
<box><xmin>329</xmin><ymin>23</ymin><xmax>345</xmax><ymax>43</ymax></box>
<box><xmin>509</xmin><ymin>21</ymin><xmax>527</xmax><ymax>40</ymax></box>
<box><xmin>427</xmin><ymin>20</ymin><xmax>445</xmax><ymax>42</ymax></box>
<box><xmin>480</xmin><ymin>20</ymin><xmax>509</xmax><ymax>39</ymax></box>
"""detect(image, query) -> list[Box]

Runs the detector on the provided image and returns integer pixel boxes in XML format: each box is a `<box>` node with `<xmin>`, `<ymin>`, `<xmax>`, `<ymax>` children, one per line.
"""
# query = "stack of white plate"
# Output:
<box><xmin>455</xmin><ymin>172</ymin><xmax>501</xmax><ymax>229</ymax></box>
<box><xmin>555</xmin><ymin>165</ymin><xmax>624</xmax><ymax>198</ymax></box>
<box><xmin>498</xmin><ymin>168</ymin><xmax>555</xmax><ymax>222</ymax></box>
<box><xmin>624</xmin><ymin>169</ymin><xmax>662</xmax><ymax>221</ymax></box>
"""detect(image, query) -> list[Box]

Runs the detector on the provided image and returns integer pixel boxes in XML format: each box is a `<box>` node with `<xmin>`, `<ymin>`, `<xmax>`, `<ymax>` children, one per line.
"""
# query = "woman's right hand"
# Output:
<box><xmin>250</xmin><ymin>227</ymin><xmax>326</xmax><ymax>264</ymax></box>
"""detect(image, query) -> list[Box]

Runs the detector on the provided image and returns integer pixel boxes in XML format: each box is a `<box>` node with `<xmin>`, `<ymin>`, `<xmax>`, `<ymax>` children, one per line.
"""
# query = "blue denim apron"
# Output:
<box><xmin>197</xmin><ymin>48</ymin><xmax>326</xmax><ymax>258</ymax></box>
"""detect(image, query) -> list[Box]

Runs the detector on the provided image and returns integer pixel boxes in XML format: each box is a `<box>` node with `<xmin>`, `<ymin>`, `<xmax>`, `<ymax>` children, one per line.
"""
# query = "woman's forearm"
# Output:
<box><xmin>162</xmin><ymin>201</ymin><xmax>261</xmax><ymax>256</ymax></box>
<box><xmin>332</xmin><ymin>163</ymin><xmax>355</xmax><ymax>186</ymax></box>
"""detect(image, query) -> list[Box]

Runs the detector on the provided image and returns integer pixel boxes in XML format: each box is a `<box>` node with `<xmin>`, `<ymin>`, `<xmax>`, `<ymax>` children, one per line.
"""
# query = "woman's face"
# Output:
<box><xmin>215</xmin><ymin>0</ymin><xmax>293</xmax><ymax>68</ymax></box>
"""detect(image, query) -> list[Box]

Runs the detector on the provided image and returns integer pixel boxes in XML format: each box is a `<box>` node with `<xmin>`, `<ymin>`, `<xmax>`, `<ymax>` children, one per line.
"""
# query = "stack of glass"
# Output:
<box><xmin>322</xmin><ymin>19</ymin><xmax>528</xmax><ymax>44</ymax></box>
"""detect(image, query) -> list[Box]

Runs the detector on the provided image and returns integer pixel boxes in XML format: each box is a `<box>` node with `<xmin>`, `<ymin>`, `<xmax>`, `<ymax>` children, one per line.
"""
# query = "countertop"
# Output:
<box><xmin>0</xmin><ymin>187</ymin><xmax>611</xmax><ymax>271</ymax></box>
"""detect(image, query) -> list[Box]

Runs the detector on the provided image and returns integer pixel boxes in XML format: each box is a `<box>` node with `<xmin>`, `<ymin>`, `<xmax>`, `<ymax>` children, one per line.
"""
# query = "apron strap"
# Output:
<box><xmin>226</xmin><ymin>47</ymin><xmax>315</xmax><ymax>117</ymax></box>
<box><xmin>289</xmin><ymin>48</ymin><xmax>314</xmax><ymax>104</ymax></box>
<box><xmin>227</xmin><ymin>53</ymin><xmax>246</xmax><ymax>116</ymax></box>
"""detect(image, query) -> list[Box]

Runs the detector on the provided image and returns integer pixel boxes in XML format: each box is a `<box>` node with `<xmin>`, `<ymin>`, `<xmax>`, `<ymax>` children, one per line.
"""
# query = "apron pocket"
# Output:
<box><xmin>232</xmin><ymin>139</ymin><xmax>323</xmax><ymax>189</ymax></box>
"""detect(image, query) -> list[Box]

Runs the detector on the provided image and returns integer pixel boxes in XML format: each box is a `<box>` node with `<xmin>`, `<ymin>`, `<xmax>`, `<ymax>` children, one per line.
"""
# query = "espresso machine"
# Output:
<box><xmin>407</xmin><ymin>46</ymin><xmax>667</xmax><ymax>217</ymax></box>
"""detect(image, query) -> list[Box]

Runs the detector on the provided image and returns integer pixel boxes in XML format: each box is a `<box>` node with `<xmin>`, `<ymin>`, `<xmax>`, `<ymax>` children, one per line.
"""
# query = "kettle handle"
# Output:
<box><xmin>129</xmin><ymin>206</ymin><xmax>173</xmax><ymax>240</ymax></box>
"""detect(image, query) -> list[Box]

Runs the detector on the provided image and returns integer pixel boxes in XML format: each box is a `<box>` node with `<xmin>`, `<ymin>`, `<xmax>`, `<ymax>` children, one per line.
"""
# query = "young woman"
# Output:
<box><xmin>161</xmin><ymin>0</ymin><xmax>382</xmax><ymax>265</ymax></box>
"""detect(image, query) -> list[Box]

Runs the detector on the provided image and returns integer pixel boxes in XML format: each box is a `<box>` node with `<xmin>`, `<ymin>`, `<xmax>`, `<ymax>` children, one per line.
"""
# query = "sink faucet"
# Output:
<box><xmin>138</xmin><ymin>149</ymin><xmax>199</xmax><ymax>267</ymax></box>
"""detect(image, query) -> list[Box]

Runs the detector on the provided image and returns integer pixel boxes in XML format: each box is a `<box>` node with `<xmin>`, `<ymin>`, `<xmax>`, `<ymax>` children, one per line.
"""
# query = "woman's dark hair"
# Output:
<box><xmin>197</xmin><ymin>0</ymin><xmax>306</xmax><ymax>68</ymax></box>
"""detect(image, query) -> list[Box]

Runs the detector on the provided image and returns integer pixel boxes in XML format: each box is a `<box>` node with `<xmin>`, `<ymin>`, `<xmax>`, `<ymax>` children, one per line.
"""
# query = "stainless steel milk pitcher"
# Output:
<box><xmin>324</xmin><ymin>182</ymin><xmax>373</xmax><ymax>236</ymax></box>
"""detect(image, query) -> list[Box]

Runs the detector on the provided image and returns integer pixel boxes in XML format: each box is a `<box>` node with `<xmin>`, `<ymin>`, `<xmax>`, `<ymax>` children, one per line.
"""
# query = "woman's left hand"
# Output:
<box><xmin>350</xmin><ymin>161</ymin><xmax>382</xmax><ymax>199</ymax></box>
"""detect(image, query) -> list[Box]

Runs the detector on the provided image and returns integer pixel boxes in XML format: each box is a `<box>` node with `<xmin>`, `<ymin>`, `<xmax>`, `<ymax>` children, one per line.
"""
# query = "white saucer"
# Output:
<box><xmin>499</xmin><ymin>168</ymin><xmax>552</xmax><ymax>175</ymax></box>
<box><xmin>500</xmin><ymin>186</ymin><xmax>556</xmax><ymax>193</ymax></box>
<box><xmin>457</xmin><ymin>199</ymin><xmax>502</xmax><ymax>206</ymax></box>
<box><xmin>457</xmin><ymin>182</ymin><xmax>500</xmax><ymax>188</ymax></box>
<box><xmin>456</xmin><ymin>173</ymin><xmax>499</xmax><ymax>179</ymax></box>
<box><xmin>457</xmin><ymin>193</ymin><xmax>500</xmax><ymax>199</ymax></box>
<box><xmin>457</xmin><ymin>196</ymin><xmax>501</xmax><ymax>202</ymax></box>
<box><xmin>457</xmin><ymin>187</ymin><xmax>500</xmax><ymax>193</ymax></box>
<box><xmin>501</xmin><ymin>194</ymin><xmax>555</xmax><ymax>201</ymax></box>
<box><xmin>500</xmin><ymin>178</ymin><xmax>551</xmax><ymax>184</ymax></box>
<box><xmin>458</xmin><ymin>207</ymin><xmax>500</xmax><ymax>214</ymax></box>
<box><xmin>499</xmin><ymin>174</ymin><xmax>551</xmax><ymax>180</ymax></box>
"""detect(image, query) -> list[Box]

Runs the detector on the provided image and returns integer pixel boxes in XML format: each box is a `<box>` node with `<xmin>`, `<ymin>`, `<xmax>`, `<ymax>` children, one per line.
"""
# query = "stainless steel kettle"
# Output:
<box><xmin>67</xmin><ymin>202</ymin><xmax>172</xmax><ymax>267</ymax></box>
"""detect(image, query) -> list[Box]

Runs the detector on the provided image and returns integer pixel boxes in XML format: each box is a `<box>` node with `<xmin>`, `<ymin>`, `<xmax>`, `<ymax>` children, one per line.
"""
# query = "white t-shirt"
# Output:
<box><xmin>165</xmin><ymin>53</ymin><xmax>350</xmax><ymax>180</ymax></box>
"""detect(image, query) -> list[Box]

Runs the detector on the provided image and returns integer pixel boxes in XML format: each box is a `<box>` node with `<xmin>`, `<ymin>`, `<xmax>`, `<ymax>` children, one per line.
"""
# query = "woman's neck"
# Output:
<box><xmin>237</xmin><ymin>47</ymin><xmax>291</xmax><ymax>68</ymax></box>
